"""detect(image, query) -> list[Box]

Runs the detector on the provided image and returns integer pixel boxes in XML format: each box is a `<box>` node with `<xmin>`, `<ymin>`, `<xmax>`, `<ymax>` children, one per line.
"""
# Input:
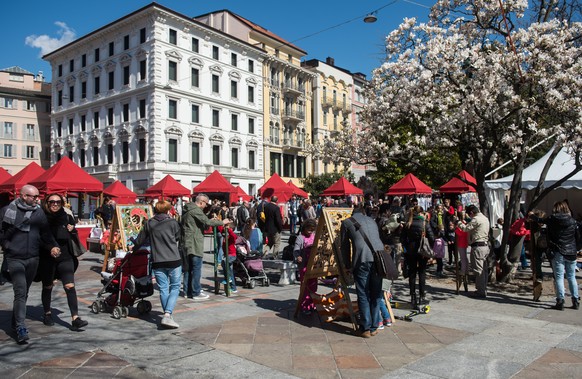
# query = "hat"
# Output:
<box><xmin>392</xmin><ymin>196</ymin><xmax>401</xmax><ymax>203</ymax></box>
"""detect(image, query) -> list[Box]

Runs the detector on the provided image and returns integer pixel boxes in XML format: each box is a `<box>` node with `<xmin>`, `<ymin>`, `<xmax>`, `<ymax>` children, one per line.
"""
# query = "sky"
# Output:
<box><xmin>1</xmin><ymin>0</ymin><xmax>433</xmax><ymax>82</ymax></box>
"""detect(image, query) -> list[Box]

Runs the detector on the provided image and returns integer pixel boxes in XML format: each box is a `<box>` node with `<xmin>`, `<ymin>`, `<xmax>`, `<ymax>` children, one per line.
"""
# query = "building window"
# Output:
<box><xmin>212</xmin><ymin>109</ymin><xmax>219</xmax><ymax>127</ymax></box>
<box><xmin>124</xmin><ymin>35</ymin><xmax>129</xmax><ymax>50</ymax></box>
<box><xmin>191</xmin><ymin>142</ymin><xmax>200</xmax><ymax>164</ymax></box>
<box><xmin>230</xmin><ymin>80</ymin><xmax>238</xmax><ymax>98</ymax></box>
<box><xmin>168</xmin><ymin>139</ymin><xmax>178</xmax><ymax>162</ymax></box>
<box><xmin>94</xmin><ymin>76</ymin><xmax>100</xmax><ymax>94</ymax></box>
<box><xmin>68</xmin><ymin>118</ymin><xmax>74</xmax><ymax>134</ymax></box>
<box><xmin>191</xmin><ymin>104</ymin><xmax>199</xmax><ymax>123</ymax></box>
<box><xmin>68</xmin><ymin>151</ymin><xmax>73</xmax><ymax>160</ymax></box>
<box><xmin>212</xmin><ymin>75</ymin><xmax>219</xmax><ymax>93</ymax></box>
<box><xmin>231</xmin><ymin>148</ymin><xmax>239</xmax><ymax>168</ymax></box>
<box><xmin>140</xmin><ymin>28</ymin><xmax>146</xmax><ymax>43</ymax></box>
<box><xmin>123</xmin><ymin>66</ymin><xmax>130</xmax><ymax>85</ymax></box>
<box><xmin>107</xmin><ymin>144</ymin><xmax>113</xmax><ymax>164</ymax></box>
<box><xmin>94</xmin><ymin>48</ymin><xmax>100</xmax><ymax>62</ymax></box>
<box><xmin>81</xmin><ymin>54</ymin><xmax>86</xmax><ymax>67</ymax></box>
<box><xmin>68</xmin><ymin>85</ymin><xmax>74</xmax><ymax>103</ymax></box>
<box><xmin>248</xmin><ymin>118</ymin><xmax>255</xmax><ymax>134</ymax></box>
<box><xmin>248</xmin><ymin>60</ymin><xmax>254</xmax><ymax>73</ymax></box>
<box><xmin>231</xmin><ymin>53</ymin><xmax>237</xmax><ymax>66</ymax></box>
<box><xmin>122</xmin><ymin>103</ymin><xmax>129</xmax><ymax>122</ymax></box>
<box><xmin>108</xmin><ymin>107</ymin><xmax>114</xmax><ymax>126</ymax></box>
<box><xmin>93</xmin><ymin>111</ymin><xmax>99</xmax><ymax>129</ymax></box>
<box><xmin>108</xmin><ymin>71</ymin><xmax>115</xmax><ymax>90</ymax></box>
<box><xmin>139</xmin><ymin>99</ymin><xmax>146</xmax><ymax>119</ymax></box>
<box><xmin>3</xmin><ymin>144</ymin><xmax>13</xmax><ymax>158</ymax></box>
<box><xmin>81</xmin><ymin>115</ymin><xmax>86</xmax><ymax>131</ymax></box>
<box><xmin>212</xmin><ymin>45</ymin><xmax>219</xmax><ymax>60</ymax></box>
<box><xmin>212</xmin><ymin>145</ymin><xmax>220</xmax><ymax>165</ymax></box>
<box><xmin>297</xmin><ymin>156</ymin><xmax>306</xmax><ymax>178</ymax></box>
<box><xmin>93</xmin><ymin>146</ymin><xmax>99</xmax><ymax>165</ymax></box>
<box><xmin>58</xmin><ymin>64</ymin><xmax>63</xmax><ymax>77</ymax></box>
<box><xmin>69</xmin><ymin>59</ymin><xmax>74</xmax><ymax>73</ymax></box>
<box><xmin>191</xmin><ymin>37</ymin><xmax>199</xmax><ymax>52</ymax></box>
<box><xmin>270</xmin><ymin>152</ymin><xmax>281</xmax><ymax>175</ymax></box>
<box><xmin>169</xmin><ymin>29</ymin><xmax>177</xmax><ymax>45</ymax></box>
<box><xmin>80</xmin><ymin>149</ymin><xmax>86</xmax><ymax>167</ymax></box>
<box><xmin>108</xmin><ymin>41</ymin><xmax>114</xmax><ymax>57</ymax></box>
<box><xmin>139</xmin><ymin>138</ymin><xmax>146</xmax><ymax>162</ymax></box>
<box><xmin>57</xmin><ymin>90</ymin><xmax>62</xmax><ymax>106</ymax></box>
<box><xmin>81</xmin><ymin>81</ymin><xmax>87</xmax><ymax>99</ymax></box>
<box><xmin>25</xmin><ymin>146</ymin><xmax>35</xmax><ymax>159</ymax></box>
<box><xmin>57</xmin><ymin>121</ymin><xmax>62</xmax><ymax>137</ymax></box>
<box><xmin>168</xmin><ymin>61</ymin><xmax>177</xmax><ymax>81</ymax></box>
<box><xmin>191</xmin><ymin>68</ymin><xmax>199</xmax><ymax>87</ymax></box>
<box><xmin>3</xmin><ymin>122</ymin><xmax>13</xmax><ymax>137</ymax></box>
<box><xmin>139</xmin><ymin>59</ymin><xmax>146</xmax><ymax>81</ymax></box>
<box><xmin>231</xmin><ymin>114</ymin><xmax>238</xmax><ymax>131</ymax></box>
<box><xmin>248</xmin><ymin>86</ymin><xmax>255</xmax><ymax>103</ymax></box>
<box><xmin>26</xmin><ymin>100</ymin><xmax>35</xmax><ymax>111</ymax></box>
<box><xmin>283</xmin><ymin>154</ymin><xmax>294</xmax><ymax>177</ymax></box>
<box><xmin>26</xmin><ymin>123</ymin><xmax>35</xmax><ymax>138</ymax></box>
<box><xmin>248</xmin><ymin>150</ymin><xmax>255</xmax><ymax>170</ymax></box>
<box><xmin>122</xmin><ymin>141</ymin><xmax>129</xmax><ymax>163</ymax></box>
<box><xmin>168</xmin><ymin>99</ymin><xmax>177</xmax><ymax>119</ymax></box>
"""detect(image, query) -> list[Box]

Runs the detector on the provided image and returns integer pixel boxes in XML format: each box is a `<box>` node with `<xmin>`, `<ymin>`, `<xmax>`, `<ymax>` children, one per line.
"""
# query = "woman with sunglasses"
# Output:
<box><xmin>39</xmin><ymin>193</ymin><xmax>88</xmax><ymax>330</ymax></box>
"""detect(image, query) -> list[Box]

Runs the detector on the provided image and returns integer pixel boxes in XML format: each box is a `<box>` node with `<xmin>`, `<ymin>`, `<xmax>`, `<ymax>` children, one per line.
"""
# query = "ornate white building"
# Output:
<box><xmin>43</xmin><ymin>3</ymin><xmax>266</xmax><ymax>195</ymax></box>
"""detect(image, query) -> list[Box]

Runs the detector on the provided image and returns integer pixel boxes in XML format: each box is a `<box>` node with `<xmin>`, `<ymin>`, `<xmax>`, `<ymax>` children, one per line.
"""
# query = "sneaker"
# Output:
<box><xmin>193</xmin><ymin>292</ymin><xmax>210</xmax><ymax>301</ymax></box>
<box><xmin>42</xmin><ymin>313</ymin><xmax>54</xmax><ymax>326</ymax></box>
<box><xmin>377</xmin><ymin>322</ymin><xmax>385</xmax><ymax>330</ymax></box>
<box><xmin>71</xmin><ymin>317</ymin><xmax>88</xmax><ymax>330</ymax></box>
<box><xmin>383</xmin><ymin>319</ymin><xmax>392</xmax><ymax>327</ymax></box>
<box><xmin>230</xmin><ymin>288</ymin><xmax>238</xmax><ymax>293</ymax></box>
<box><xmin>16</xmin><ymin>327</ymin><xmax>29</xmax><ymax>343</ymax></box>
<box><xmin>161</xmin><ymin>314</ymin><xmax>179</xmax><ymax>329</ymax></box>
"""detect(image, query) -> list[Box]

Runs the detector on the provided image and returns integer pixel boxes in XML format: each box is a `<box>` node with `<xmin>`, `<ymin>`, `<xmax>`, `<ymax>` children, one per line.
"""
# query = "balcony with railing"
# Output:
<box><xmin>282</xmin><ymin>137</ymin><xmax>306</xmax><ymax>149</ymax></box>
<box><xmin>322</xmin><ymin>97</ymin><xmax>335</xmax><ymax>108</ymax></box>
<box><xmin>282</xmin><ymin>109</ymin><xmax>305</xmax><ymax>122</ymax></box>
<box><xmin>282</xmin><ymin>81</ymin><xmax>305</xmax><ymax>96</ymax></box>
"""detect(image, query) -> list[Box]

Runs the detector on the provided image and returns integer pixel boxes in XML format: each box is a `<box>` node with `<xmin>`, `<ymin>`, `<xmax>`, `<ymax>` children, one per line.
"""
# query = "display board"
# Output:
<box><xmin>294</xmin><ymin>208</ymin><xmax>357</xmax><ymax>329</ymax></box>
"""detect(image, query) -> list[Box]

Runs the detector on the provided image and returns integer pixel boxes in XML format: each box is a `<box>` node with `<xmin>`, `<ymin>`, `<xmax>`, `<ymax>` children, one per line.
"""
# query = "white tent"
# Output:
<box><xmin>484</xmin><ymin>147</ymin><xmax>582</xmax><ymax>222</ymax></box>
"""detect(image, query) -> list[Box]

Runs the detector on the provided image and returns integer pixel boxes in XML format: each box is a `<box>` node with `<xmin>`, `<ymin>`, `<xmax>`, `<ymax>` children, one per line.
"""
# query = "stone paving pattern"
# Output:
<box><xmin>1</xmin><ymin>241</ymin><xmax>582</xmax><ymax>378</ymax></box>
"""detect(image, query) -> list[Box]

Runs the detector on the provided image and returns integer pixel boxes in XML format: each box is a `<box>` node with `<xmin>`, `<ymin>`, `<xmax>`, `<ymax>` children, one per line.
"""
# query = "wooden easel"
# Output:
<box><xmin>294</xmin><ymin>208</ymin><xmax>358</xmax><ymax>330</ymax></box>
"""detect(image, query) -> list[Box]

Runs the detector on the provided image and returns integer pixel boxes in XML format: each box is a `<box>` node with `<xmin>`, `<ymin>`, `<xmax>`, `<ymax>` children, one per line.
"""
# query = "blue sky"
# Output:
<box><xmin>1</xmin><ymin>0</ymin><xmax>432</xmax><ymax>82</ymax></box>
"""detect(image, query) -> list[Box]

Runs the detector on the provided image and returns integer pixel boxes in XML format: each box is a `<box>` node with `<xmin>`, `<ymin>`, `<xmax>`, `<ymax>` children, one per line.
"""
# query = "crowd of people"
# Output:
<box><xmin>2</xmin><ymin>184</ymin><xmax>580</xmax><ymax>343</ymax></box>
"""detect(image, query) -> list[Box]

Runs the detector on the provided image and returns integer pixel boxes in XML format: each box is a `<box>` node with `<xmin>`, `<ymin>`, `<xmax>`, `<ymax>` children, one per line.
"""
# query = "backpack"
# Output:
<box><xmin>258</xmin><ymin>202</ymin><xmax>266</xmax><ymax>223</ymax></box>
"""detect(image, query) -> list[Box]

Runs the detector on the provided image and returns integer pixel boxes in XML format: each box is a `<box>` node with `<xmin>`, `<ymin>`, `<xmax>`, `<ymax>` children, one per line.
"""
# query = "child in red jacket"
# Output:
<box><xmin>217</xmin><ymin>223</ymin><xmax>238</xmax><ymax>293</ymax></box>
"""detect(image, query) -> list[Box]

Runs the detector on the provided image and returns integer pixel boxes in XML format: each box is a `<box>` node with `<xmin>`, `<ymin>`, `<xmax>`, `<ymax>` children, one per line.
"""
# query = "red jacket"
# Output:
<box><xmin>218</xmin><ymin>226</ymin><xmax>237</xmax><ymax>257</ymax></box>
<box><xmin>510</xmin><ymin>218</ymin><xmax>531</xmax><ymax>241</ymax></box>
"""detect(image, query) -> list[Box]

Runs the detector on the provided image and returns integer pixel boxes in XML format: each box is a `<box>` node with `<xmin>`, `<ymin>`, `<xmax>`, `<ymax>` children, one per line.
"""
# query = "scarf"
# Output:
<box><xmin>2</xmin><ymin>198</ymin><xmax>39</xmax><ymax>232</ymax></box>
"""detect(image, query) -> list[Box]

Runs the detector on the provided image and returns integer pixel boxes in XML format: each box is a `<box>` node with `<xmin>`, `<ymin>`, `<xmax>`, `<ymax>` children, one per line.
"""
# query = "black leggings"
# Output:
<box><xmin>407</xmin><ymin>249</ymin><xmax>427</xmax><ymax>296</ymax></box>
<box><xmin>41</xmin><ymin>259</ymin><xmax>78</xmax><ymax>316</ymax></box>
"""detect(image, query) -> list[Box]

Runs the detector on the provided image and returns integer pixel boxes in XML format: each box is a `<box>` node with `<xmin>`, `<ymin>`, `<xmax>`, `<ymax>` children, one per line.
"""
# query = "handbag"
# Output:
<box><xmin>347</xmin><ymin>217</ymin><xmax>399</xmax><ymax>280</ymax></box>
<box><xmin>418</xmin><ymin>220</ymin><xmax>435</xmax><ymax>259</ymax></box>
<box><xmin>69</xmin><ymin>231</ymin><xmax>87</xmax><ymax>257</ymax></box>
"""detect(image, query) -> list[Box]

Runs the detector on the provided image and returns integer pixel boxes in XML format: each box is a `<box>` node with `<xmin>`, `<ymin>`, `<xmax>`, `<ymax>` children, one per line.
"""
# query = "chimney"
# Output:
<box><xmin>35</xmin><ymin>71</ymin><xmax>44</xmax><ymax>82</ymax></box>
<box><xmin>326</xmin><ymin>57</ymin><xmax>335</xmax><ymax>66</ymax></box>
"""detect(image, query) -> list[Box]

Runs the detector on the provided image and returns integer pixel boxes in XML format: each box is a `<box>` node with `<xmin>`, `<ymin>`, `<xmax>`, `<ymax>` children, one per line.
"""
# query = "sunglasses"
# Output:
<box><xmin>48</xmin><ymin>200</ymin><xmax>62</xmax><ymax>205</ymax></box>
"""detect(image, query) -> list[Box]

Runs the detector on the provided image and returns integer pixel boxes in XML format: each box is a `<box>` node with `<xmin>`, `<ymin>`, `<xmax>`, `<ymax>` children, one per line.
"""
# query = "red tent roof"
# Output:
<box><xmin>30</xmin><ymin>157</ymin><xmax>103</xmax><ymax>194</ymax></box>
<box><xmin>0</xmin><ymin>167</ymin><xmax>11</xmax><ymax>184</ymax></box>
<box><xmin>103</xmin><ymin>180</ymin><xmax>137</xmax><ymax>204</ymax></box>
<box><xmin>322</xmin><ymin>177</ymin><xmax>363</xmax><ymax>196</ymax></box>
<box><xmin>235</xmin><ymin>185</ymin><xmax>252</xmax><ymax>202</ymax></box>
<box><xmin>0</xmin><ymin>162</ymin><xmax>45</xmax><ymax>194</ymax></box>
<box><xmin>287</xmin><ymin>180</ymin><xmax>309</xmax><ymax>198</ymax></box>
<box><xmin>439</xmin><ymin>170</ymin><xmax>477</xmax><ymax>193</ymax></box>
<box><xmin>145</xmin><ymin>175</ymin><xmax>190</xmax><ymax>198</ymax></box>
<box><xmin>258</xmin><ymin>173</ymin><xmax>293</xmax><ymax>202</ymax></box>
<box><xmin>387</xmin><ymin>173</ymin><xmax>432</xmax><ymax>195</ymax></box>
<box><xmin>192</xmin><ymin>170</ymin><xmax>237</xmax><ymax>202</ymax></box>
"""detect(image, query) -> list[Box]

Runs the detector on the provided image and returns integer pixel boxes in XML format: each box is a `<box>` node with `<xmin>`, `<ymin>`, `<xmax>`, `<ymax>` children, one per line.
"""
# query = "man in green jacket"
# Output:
<box><xmin>182</xmin><ymin>194</ymin><xmax>230</xmax><ymax>300</ymax></box>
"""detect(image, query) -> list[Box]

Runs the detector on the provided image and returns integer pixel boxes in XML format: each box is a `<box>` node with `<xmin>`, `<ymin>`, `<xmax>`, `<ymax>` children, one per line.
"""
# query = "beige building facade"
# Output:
<box><xmin>0</xmin><ymin>67</ymin><xmax>51</xmax><ymax>173</ymax></box>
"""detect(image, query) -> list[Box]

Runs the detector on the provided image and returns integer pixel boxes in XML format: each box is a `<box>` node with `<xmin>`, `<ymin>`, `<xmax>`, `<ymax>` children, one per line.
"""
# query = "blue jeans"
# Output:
<box><xmin>289</xmin><ymin>215</ymin><xmax>297</xmax><ymax>234</ymax></box>
<box><xmin>552</xmin><ymin>253</ymin><xmax>579</xmax><ymax>300</ymax></box>
<box><xmin>183</xmin><ymin>255</ymin><xmax>203</xmax><ymax>297</ymax></box>
<box><xmin>379</xmin><ymin>293</ymin><xmax>390</xmax><ymax>322</ymax></box>
<box><xmin>221</xmin><ymin>255</ymin><xmax>237</xmax><ymax>290</ymax></box>
<box><xmin>353</xmin><ymin>261</ymin><xmax>382</xmax><ymax>332</ymax></box>
<box><xmin>154</xmin><ymin>266</ymin><xmax>182</xmax><ymax>314</ymax></box>
<box><xmin>7</xmin><ymin>257</ymin><xmax>39</xmax><ymax>329</ymax></box>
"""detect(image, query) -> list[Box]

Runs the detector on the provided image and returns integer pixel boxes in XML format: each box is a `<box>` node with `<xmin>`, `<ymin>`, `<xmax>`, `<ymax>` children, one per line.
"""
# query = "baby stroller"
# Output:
<box><xmin>233</xmin><ymin>237</ymin><xmax>270</xmax><ymax>288</ymax></box>
<box><xmin>91</xmin><ymin>248</ymin><xmax>154</xmax><ymax>319</ymax></box>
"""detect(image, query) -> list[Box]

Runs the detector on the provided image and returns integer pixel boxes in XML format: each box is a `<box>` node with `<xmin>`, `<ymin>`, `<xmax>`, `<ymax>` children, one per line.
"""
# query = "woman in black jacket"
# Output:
<box><xmin>402</xmin><ymin>205</ymin><xmax>435</xmax><ymax>309</ymax></box>
<box><xmin>529</xmin><ymin>200</ymin><xmax>579</xmax><ymax>310</ymax></box>
<box><xmin>39</xmin><ymin>193</ymin><xmax>88</xmax><ymax>330</ymax></box>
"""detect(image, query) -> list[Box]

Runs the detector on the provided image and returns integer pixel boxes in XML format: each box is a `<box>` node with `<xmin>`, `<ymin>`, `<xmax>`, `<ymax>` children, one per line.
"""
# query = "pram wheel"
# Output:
<box><xmin>112</xmin><ymin>306</ymin><xmax>123</xmax><ymax>319</ymax></box>
<box><xmin>91</xmin><ymin>301</ymin><xmax>100</xmax><ymax>314</ymax></box>
<box><xmin>248</xmin><ymin>279</ymin><xmax>256</xmax><ymax>289</ymax></box>
<box><xmin>264</xmin><ymin>278</ymin><xmax>270</xmax><ymax>287</ymax></box>
<box><xmin>122</xmin><ymin>306</ymin><xmax>129</xmax><ymax>318</ymax></box>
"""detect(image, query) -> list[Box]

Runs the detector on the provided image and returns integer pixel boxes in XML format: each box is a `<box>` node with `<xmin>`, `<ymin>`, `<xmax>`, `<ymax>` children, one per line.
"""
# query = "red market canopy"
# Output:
<box><xmin>322</xmin><ymin>177</ymin><xmax>363</xmax><ymax>196</ymax></box>
<box><xmin>30</xmin><ymin>157</ymin><xmax>103</xmax><ymax>195</ymax></box>
<box><xmin>103</xmin><ymin>180</ymin><xmax>137</xmax><ymax>204</ymax></box>
<box><xmin>0</xmin><ymin>167</ymin><xmax>11</xmax><ymax>184</ymax></box>
<box><xmin>145</xmin><ymin>174</ymin><xmax>191</xmax><ymax>199</ymax></box>
<box><xmin>0</xmin><ymin>162</ymin><xmax>45</xmax><ymax>194</ymax></box>
<box><xmin>387</xmin><ymin>173</ymin><xmax>432</xmax><ymax>195</ymax></box>
<box><xmin>258</xmin><ymin>173</ymin><xmax>293</xmax><ymax>202</ymax></box>
<box><xmin>235</xmin><ymin>185</ymin><xmax>252</xmax><ymax>202</ymax></box>
<box><xmin>439</xmin><ymin>170</ymin><xmax>477</xmax><ymax>193</ymax></box>
<box><xmin>287</xmin><ymin>180</ymin><xmax>309</xmax><ymax>198</ymax></box>
<box><xmin>192</xmin><ymin>170</ymin><xmax>238</xmax><ymax>202</ymax></box>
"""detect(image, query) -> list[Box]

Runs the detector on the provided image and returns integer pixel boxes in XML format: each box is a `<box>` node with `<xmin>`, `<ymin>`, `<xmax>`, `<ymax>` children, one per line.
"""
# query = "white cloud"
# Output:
<box><xmin>25</xmin><ymin>21</ymin><xmax>76</xmax><ymax>56</ymax></box>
